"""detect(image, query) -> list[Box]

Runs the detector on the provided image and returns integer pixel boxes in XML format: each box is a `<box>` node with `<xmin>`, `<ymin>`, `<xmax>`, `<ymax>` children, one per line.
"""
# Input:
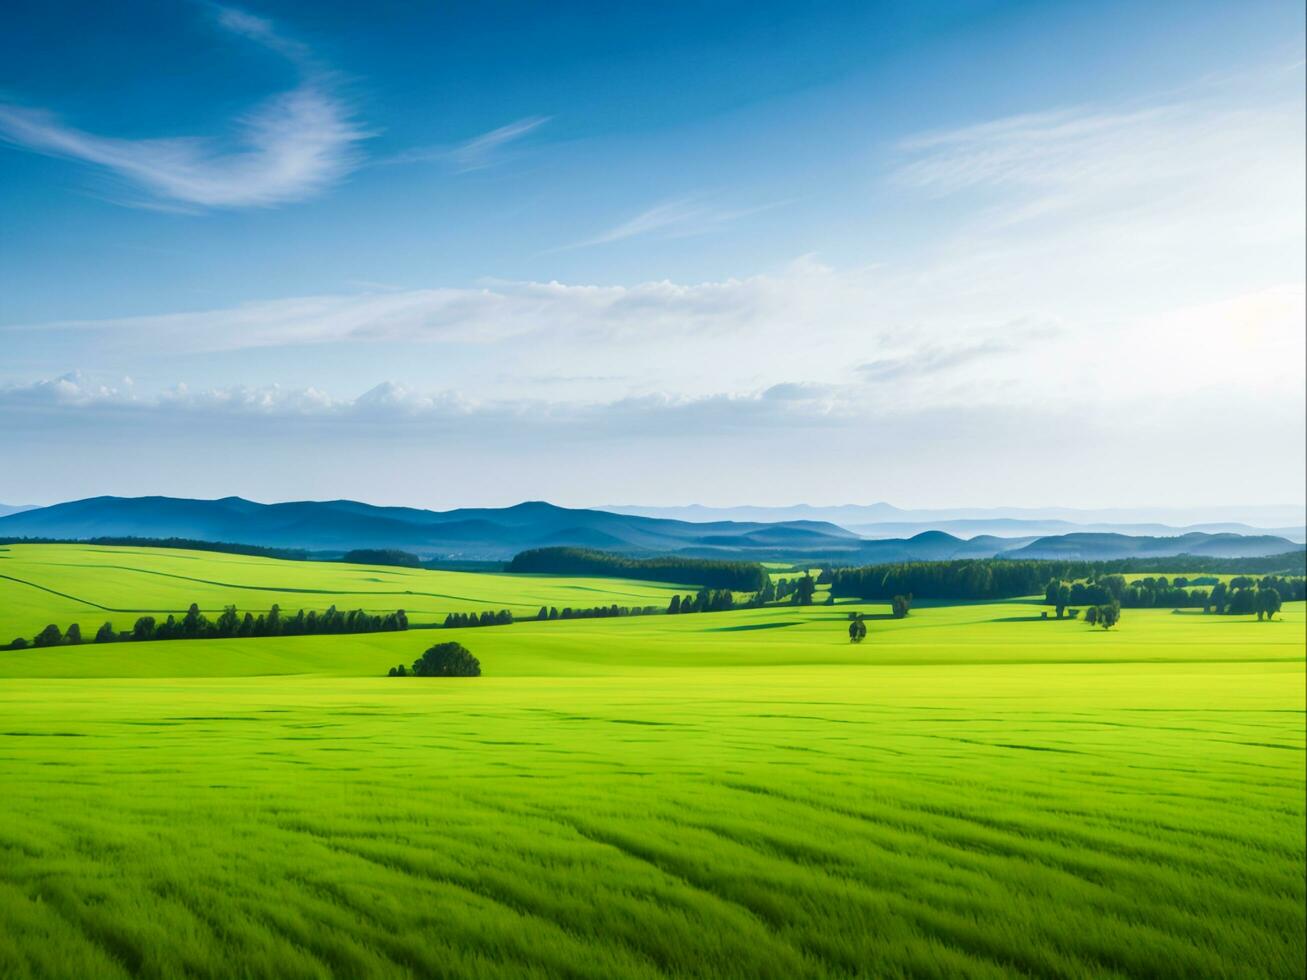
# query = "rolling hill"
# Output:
<box><xmin>0</xmin><ymin>496</ymin><xmax>1299</xmax><ymax>563</ymax></box>
<box><xmin>0</xmin><ymin>496</ymin><xmax>859</xmax><ymax>560</ymax></box>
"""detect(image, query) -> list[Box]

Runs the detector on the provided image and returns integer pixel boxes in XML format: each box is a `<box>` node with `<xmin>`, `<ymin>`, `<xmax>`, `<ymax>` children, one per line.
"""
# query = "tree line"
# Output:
<box><xmin>1044</xmin><ymin>574</ymin><xmax>1301</xmax><ymax>617</ymax></box>
<box><xmin>0</xmin><ymin>536</ymin><xmax>312</xmax><ymax>561</ymax></box>
<box><xmin>824</xmin><ymin>557</ymin><xmax>1307</xmax><ymax>603</ymax></box>
<box><xmin>443</xmin><ymin>610</ymin><xmax>516</xmax><ymax>628</ymax></box>
<box><xmin>343</xmin><ymin>549</ymin><xmax>422</xmax><ymax>568</ymax></box>
<box><xmin>506</xmin><ymin>547</ymin><xmax>769</xmax><ymax>591</ymax></box>
<box><xmin>768</xmin><ymin>575</ymin><xmax>817</xmax><ymax>605</ymax></box>
<box><xmin>5</xmin><ymin>602</ymin><xmax>409</xmax><ymax>650</ymax></box>
<box><xmin>825</xmin><ymin>560</ymin><xmax>1071</xmax><ymax>601</ymax></box>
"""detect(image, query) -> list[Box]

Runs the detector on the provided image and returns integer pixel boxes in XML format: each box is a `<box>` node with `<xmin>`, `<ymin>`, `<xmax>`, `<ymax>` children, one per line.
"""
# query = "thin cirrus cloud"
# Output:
<box><xmin>2</xmin><ymin>267</ymin><xmax>834</xmax><ymax>353</ymax></box>
<box><xmin>856</xmin><ymin>340</ymin><xmax>1014</xmax><ymax>382</ymax></box>
<box><xmin>891</xmin><ymin>78</ymin><xmax>1305</xmax><ymax>241</ymax></box>
<box><xmin>564</xmin><ymin>196</ymin><xmax>779</xmax><ymax>249</ymax></box>
<box><xmin>0</xmin><ymin>7</ymin><xmax>366</xmax><ymax>210</ymax></box>
<box><xmin>384</xmin><ymin>115</ymin><xmax>553</xmax><ymax>171</ymax></box>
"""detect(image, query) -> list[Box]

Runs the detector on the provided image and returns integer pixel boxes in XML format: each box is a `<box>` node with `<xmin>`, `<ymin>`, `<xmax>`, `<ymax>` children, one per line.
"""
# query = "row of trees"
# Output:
<box><xmin>767</xmin><ymin>574</ymin><xmax>818</xmax><ymax>605</ymax></box>
<box><xmin>826</xmin><ymin>556</ymin><xmax>1307</xmax><ymax>603</ymax></box>
<box><xmin>443</xmin><ymin>602</ymin><xmax>672</xmax><ymax>628</ymax></box>
<box><xmin>825</xmin><ymin>560</ymin><xmax>1082</xmax><ymax>601</ymax></box>
<box><xmin>1044</xmin><ymin>575</ymin><xmax>1300</xmax><ymax>617</ymax></box>
<box><xmin>668</xmin><ymin>589</ymin><xmax>738</xmax><ymax>614</ymax></box>
<box><xmin>506</xmin><ymin>548</ymin><xmax>769</xmax><ymax>591</ymax></box>
<box><xmin>343</xmin><ymin>549</ymin><xmax>422</xmax><ymax>568</ymax></box>
<box><xmin>5</xmin><ymin>602</ymin><xmax>409</xmax><ymax>650</ymax></box>
<box><xmin>544</xmin><ymin>604</ymin><xmax>662</xmax><ymax>620</ymax></box>
<box><xmin>443</xmin><ymin>610</ymin><xmax>515</xmax><ymax>628</ymax></box>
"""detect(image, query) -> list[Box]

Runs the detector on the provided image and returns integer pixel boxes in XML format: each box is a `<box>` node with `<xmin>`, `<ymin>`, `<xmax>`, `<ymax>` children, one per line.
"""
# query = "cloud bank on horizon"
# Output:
<box><xmin>0</xmin><ymin>1</ymin><xmax>1302</xmax><ymax>509</ymax></box>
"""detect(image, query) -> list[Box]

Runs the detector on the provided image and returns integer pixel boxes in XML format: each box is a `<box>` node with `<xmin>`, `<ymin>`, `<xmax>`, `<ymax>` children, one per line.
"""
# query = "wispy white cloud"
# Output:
<box><xmin>565</xmin><ymin>196</ymin><xmax>776</xmax><ymax>249</ymax></box>
<box><xmin>449</xmin><ymin>115</ymin><xmax>551</xmax><ymax>172</ymax></box>
<box><xmin>0</xmin><ymin>371</ymin><xmax>857</xmax><ymax>432</ymax></box>
<box><xmin>892</xmin><ymin>86</ymin><xmax>1304</xmax><ymax>242</ymax></box>
<box><xmin>0</xmin><ymin>7</ymin><xmax>365</xmax><ymax>210</ymax></box>
<box><xmin>3</xmin><ymin>266</ymin><xmax>835</xmax><ymax>353</ymax></box>
<box><xmin>385</xmin><ymin>115</ymin><xmax>552</xmax><ymax>171</ymax></box>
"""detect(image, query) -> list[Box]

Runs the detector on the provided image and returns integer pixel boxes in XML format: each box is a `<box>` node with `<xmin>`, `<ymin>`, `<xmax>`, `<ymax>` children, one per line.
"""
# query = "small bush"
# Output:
<box><xmin>411</xmin><ymin>642</ymin><xmax>481</xmax><ymax>677</ymax></box>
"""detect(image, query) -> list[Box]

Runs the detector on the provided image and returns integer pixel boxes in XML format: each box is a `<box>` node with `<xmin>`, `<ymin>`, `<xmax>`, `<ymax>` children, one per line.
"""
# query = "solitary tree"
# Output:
<box><xmin>412</xmin><ymin>641</ymin><xmax>481</xmax><ymax>677</ymax></box>
<box><xmin>1098</xmin><ymin>602</ymin><xmax>1121</xmax><ymax>630</ymax></box>
<box><xmin>1257</xmin><ymin>588</ymin><xmax>1282</xmax><ymax>621</ymax></box>
<box><xmin>891</xmin><ymin>595</ymin><xmax>912</xmax><ymax>619</ymax></box>
<box><xmin>94</xmin><ymin>622</ymin><xmax>116</xmax><ymax>643</ymax></box>
<box><xmin>848</xmin><ymin>616</ymin><xmax>867</xmax><ymax>643</ymax></box>
<box><xmin>65</xmin><ymin>624</ymin><xmax>82</xmax><ymax>645</ymax></box>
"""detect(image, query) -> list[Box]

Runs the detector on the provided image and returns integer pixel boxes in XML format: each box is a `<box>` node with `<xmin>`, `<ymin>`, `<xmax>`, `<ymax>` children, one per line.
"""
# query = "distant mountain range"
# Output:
<box><xmin>0</xmin><ymin>496</ymin><xmax>859</xmax><ymax>559</ymax></box>
<box><xmin>0</xmin><ymin>503</ymin><xmax>37</xmax><ymax>518</ymax></box>
<box><xmin>606</xmin><ymin>503</ymin><xmax>1307</xmax><ymax>541</ymax></box>
<box><xmin>0</xmin><ymin>496</ymin><xmax>1301</xmax><ymax>563</ymax></box>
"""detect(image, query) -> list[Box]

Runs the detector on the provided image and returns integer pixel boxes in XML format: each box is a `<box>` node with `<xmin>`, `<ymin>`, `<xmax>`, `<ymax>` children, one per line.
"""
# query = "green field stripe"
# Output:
<box><xmin>0</xmin><ymin>573</ymin><xmax>114</xmax><ymax>612</ymax></box>
<box><xmin>11</xmin><ymin>564</ymin><xmax>509</xmax><ymax>611</ymax></box>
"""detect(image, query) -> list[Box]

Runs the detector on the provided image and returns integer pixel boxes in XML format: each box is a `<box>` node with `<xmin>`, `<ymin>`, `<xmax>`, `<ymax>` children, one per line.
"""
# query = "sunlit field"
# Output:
<box><xmin>0</xmin><ymin>545</ymin><xmax>1303</xmax><ymax>978</ymax></box>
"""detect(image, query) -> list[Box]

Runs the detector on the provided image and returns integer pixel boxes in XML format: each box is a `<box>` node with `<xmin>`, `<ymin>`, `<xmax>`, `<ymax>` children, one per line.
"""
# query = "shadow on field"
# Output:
<box><xmin>709</xmin><ymin>621</ymin><xmax>803</xmax><ymax>632</ymax></box>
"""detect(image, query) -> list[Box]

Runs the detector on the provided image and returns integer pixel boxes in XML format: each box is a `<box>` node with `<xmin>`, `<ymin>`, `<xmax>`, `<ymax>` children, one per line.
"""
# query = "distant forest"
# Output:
<box><xmin>0</xmin><ymin>536</ymin><xmax>312</xmax><ymax>561</ymax></box>
<box><xmin>5</xmin><ymin>603</ymin><xmax>409</xmax><ymax>650</ymax></box>
<box><xmin>342</xmin><ymin>549</ymin><xmax>423</xmax><ymax>568</ymax></box>
<box><xmin>825</xmin><ymin>553</ymin><xmax>1307</xmax><ymax>601</ymax></box>
<box><xmin>507</xmin><ymin>548</ymin><xmax>770</xmax><ymax>591</ymax></box>
<box><xmin>1044</xmin><ymin>575</ymin><xmax>1304</xmax><ymax>613</ymax></box>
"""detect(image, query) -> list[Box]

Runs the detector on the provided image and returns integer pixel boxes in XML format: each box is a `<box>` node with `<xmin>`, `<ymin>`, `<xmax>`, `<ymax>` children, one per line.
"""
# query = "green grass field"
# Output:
<box><xmin>1</xmin><ymin>544</ymin><xmax>1303</xmax><ymax>978</ymax></box>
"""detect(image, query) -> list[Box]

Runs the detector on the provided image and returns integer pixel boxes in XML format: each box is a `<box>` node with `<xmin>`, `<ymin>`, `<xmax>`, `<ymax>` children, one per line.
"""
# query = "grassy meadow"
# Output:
<box><xmin>0</xmin><ymin>544</ymin><xmax>1303</xmax><ymax>978</ymax></box>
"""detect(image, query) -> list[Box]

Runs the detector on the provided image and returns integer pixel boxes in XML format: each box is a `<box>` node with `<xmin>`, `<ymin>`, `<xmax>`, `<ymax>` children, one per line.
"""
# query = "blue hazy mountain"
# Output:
<box><xmin>0</xmin><ymin>496</ymin><xmax>1300</xmax><ymax>563</ymax></box>
<box><xmin>0</xmin><ymin>496</ymin><xmax>859</xmax><ymax>560</ymax></box>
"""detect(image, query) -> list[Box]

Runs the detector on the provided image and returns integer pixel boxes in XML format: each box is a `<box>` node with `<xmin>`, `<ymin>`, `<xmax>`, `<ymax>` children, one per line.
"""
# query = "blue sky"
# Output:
<box><xmin>1</xmin><ymin>0</ymin><xmax>1303</xmax><ymax>509</ymax></box>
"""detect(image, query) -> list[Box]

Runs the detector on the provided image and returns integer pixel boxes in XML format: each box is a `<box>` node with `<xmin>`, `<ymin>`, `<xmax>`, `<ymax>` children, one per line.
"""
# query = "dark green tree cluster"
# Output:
<box><xmin>6</xmin><ymin>603</ymin><xmax>408</xmax><ymax>650</ymax></box>
<box><xmin>829</xmin><ymin>560</ymin><xmax>1075</xmax><ymax>601</ymax></box>
<box><xmin>343</xmin><ymin>549</ymin><xmax>422</xmax><ymax>568</ymax></box>
<box><xmin>443</xmin><ymin>610</ymin><xmax>514</xmax><ymax>628</ymax></box>
<box><xmin>827</xmin><ymin>554</ymin><xmax>1306</xmax><ymax>602</ymax></box>
<box><xmin>667</xmin><ymin>589</ymin><xmax>737</xmax><ymax>614</ymax></box>
<box><xmin>506</xmin><ymin>548</ymin><xmax>769</xmax><ymax>591</ymax></box>
<box><xmin>1084</xmin><ymin>600</ymin><xmax>1121</xmax><ymax>629</ymax></box>
<box><xmin>390</xmin><ymin>641</ymin><xmax>480</xmax><ymax>677</ymax></box>
<box><xmin>1044</xmin><ymin>574</ymin><xmax>1302</xmax><ymax>614</ymax></box>
<box><xmin>793</xmin><ymin>574</ymin><xmax>817</xmax><ymax>606</ymax></box>
<box><xmin>771</xmin><ymin>575</ymin><xmax>817</xmax><ymax>604</ymax></box>
<box><xmin>1212</xmin><ymin>581</ymin><xmax>1285</xmax><ymax>620</ymax></box>
<box><xmin>536</xmin><ymin>604</ymin><xmax>662</xmax><ymax>621</ymax></box>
